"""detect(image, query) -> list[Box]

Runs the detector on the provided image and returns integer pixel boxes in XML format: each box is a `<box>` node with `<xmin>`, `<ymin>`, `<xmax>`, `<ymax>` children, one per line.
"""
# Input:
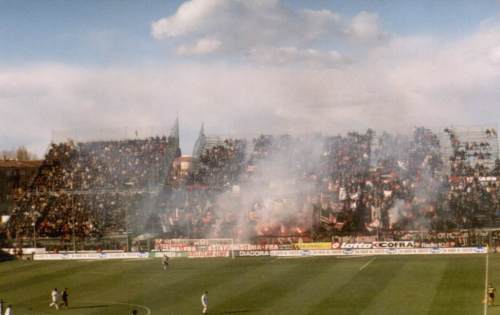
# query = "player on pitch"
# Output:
<box><xmin>4</xmin><ymin>304</ymin><xmax>12</xmax><ymax>315</ymax></box>
<box><xmin>62</xmin><ymin>288</ymin><xmax>69</xmax><ymax>308</ymax></box>
<box><xmin>49</xmin><ymin>288</ymin><xmax>61</xmax><ymax>310</ymax></box>
<box><xmin>162</xmin><ymin>254</ymin><xmax>170</xmax><ymax>270</ymax></box>
<box><xmin>201</xmin><ymin>291</ymin><xmax>208</xmax><ymax>314</ymax></box>
<box><xmin>488</xmin><ymin>283</ymin><xmax>496</xmax><ymax>306</ymax></box>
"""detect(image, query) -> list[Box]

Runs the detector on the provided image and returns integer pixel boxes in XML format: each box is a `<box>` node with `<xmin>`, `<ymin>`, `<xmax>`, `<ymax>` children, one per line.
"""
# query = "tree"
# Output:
<box><xmin>16</xmin><ymin>146</ymin><xmax>30</xmax><ymax>161</ymax></box>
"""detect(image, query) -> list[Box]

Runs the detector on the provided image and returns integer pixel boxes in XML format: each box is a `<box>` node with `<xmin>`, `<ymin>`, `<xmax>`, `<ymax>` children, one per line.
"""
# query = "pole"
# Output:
<box><xmin>32</xmin><ymin>221</ymin><xmax>36</xmax><ymax>248</ymax></box>
<box><xmin>231</xmin><ymin>238</ymin><xmax>235</xmax><ymax>259</ymax></box>
<box><xmin>72</xmin><ymin>195</ymin><xmax>76</xmax><ymax>253</ymax></box>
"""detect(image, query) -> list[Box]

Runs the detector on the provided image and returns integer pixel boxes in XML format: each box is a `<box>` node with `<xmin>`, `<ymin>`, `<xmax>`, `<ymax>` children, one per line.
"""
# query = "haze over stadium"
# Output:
<box><xmin>1</xmin><ymin>1</ymin><xmax>500</xmax><ymax>315</ymax></box>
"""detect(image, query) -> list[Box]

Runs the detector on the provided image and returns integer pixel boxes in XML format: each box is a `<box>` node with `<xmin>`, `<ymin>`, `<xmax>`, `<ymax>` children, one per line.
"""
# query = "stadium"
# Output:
<box><xmin>1</xmin><ymin>121</ymin><xmax>500</xmax><ymax>314</ymax></box>
<box><xmin>2</xmin><ymin>1</ymin><xmax>500</xmax><ymax>315</ymax></box>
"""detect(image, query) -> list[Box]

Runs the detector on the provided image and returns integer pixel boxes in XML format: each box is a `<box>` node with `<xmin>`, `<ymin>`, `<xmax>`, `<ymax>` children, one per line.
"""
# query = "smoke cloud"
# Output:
<box><xmin>209</xmin><ymin>135</ymin><xmax>324</xmax><ymax>240</ymax></box>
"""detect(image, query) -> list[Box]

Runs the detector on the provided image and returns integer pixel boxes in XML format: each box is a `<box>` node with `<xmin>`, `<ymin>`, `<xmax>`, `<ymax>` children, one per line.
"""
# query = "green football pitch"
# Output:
<box><xmin>1</xmin><ymin>254</ymin><xmax>499</xmax><ymax>315</ymax></box>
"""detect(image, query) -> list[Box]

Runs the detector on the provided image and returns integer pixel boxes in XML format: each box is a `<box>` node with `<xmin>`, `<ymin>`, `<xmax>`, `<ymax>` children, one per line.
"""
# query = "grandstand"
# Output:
<box><xmin>4</xmin><ymin>121</ymin><xmax>180</xmax><ymax>250</ymax></box>
<box><xmin>0</xmin><ymin>160</ymin><xmax>42</xmax><ymax>215</ymax></box>
<box><xmin>2</xmin><ymin>124</ymin><xmax>500</xmax><ymax>252</ymax></box>
<box><xmin>440</xmin><ymin>125</ymin><xmax>499</xmax><ymax>174</ymax></box>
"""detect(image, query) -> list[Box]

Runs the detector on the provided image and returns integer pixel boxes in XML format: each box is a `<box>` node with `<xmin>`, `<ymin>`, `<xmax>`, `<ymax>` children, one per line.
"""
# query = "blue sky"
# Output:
<box><xmin>1</xmin><ymin>0</ymin><xmax>500</xmax><ymax>155</ymax></box>
<box><xmin>0</xmin><ymin>1</ymin><xmax>177</xmax><ymax>65</ymax></box>
<box><xmin>1</xmin><ymin>0</ymin><xmax>497</xmax><ymax>65</ymax></box>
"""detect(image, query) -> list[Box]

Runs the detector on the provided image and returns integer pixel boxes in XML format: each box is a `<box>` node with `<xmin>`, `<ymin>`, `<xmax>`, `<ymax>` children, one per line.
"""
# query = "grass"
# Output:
<box><xmin>0</xmin><ymin>254</ymin><xmax>499</xmax><ymax>315</ymax></box>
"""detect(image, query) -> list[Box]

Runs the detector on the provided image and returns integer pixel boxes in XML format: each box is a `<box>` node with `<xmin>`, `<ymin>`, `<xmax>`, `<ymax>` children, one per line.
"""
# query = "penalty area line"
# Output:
<box><xmin>359</xmin><ymin>257</ymin><xmax>376</xmax><ymax>271</ymax></box>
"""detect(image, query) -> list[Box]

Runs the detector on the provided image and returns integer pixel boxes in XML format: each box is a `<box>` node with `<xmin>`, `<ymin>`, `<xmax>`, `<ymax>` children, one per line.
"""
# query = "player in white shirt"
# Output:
<box><xmin>49</xmin><ymin>288</ymin><xmax>60</xmax><ymax>310</ymax></box>
<box><xmin>4</xmin><ymin>304</ymin><xmax>12</xmax><ymax>315</ymax></box>
<box><xmin>201</xmin><ymin>291</ymin><xmax>208</xmax><ymax>314</ymax></box>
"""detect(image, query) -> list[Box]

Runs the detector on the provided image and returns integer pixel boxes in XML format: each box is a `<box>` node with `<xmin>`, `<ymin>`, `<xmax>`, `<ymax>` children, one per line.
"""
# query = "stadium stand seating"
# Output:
<box><xmin>3</xmin><ymin>126</ymin><xmax>500</xmax><ymax>244</ymax></box>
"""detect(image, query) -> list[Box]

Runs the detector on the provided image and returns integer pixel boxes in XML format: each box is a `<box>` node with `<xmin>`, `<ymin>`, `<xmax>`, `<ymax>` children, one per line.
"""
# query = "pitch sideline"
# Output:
<box><xmin>483</xmin><ymin>251</ymin><xmax>489</xmax><ymax>315</ymax></box>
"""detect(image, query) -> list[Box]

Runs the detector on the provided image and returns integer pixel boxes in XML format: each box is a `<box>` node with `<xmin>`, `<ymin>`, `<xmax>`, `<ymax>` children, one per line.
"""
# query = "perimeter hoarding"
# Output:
<box><xmin>235</xmin><ymin>250</ymin><xmax>271</xmax><ymax>257</ymax></box>
<box><xmin>269</xmin><ymin>247</ymin><xmax>487</xmax><ymax>257</ymax></box>
<box><xmin>34</xmin><ymin>252</ymin><xmax>150</xmax><ymax>260</ymax></box>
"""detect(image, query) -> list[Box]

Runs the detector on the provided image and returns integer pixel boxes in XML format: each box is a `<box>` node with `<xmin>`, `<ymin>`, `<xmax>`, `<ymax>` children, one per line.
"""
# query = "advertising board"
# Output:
<box><xmin>270</xmin><ymin>247</ymin><xmax>486</xmax><ymax>257</ymax></box>
<box><xmin>153</xmin><ymin>251</ymin><xmax>188</xmax><ymax>258</ymax></box>
<box><xmin>34</xmin><ymin>252</ymin><xmax>149</xmax><ymax>260</ymax></box>
<box><xmin>294</xmin><ymin>242</ymin><xmax>332</xmax><ymax>250</ymax></box>
<box><xmin>187</xmin><ymin>251</ymin><xmax>230</xmax><ymax>258</ymax></box>
<box><xmin>235</xmin><ymin>250</ymin><xmax>271</xmax><ymax>257</ymax></box>
<box><xmin>331</xmin><ymin>241</ymin><xmax>415</xmax><ymax>249</ymax></box>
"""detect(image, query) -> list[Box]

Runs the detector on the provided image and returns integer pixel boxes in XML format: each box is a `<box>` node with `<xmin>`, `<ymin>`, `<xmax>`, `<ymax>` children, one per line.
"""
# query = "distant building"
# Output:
<box><xmin>172</xmin><ymin>155</ymin><xmax>194</xmax><ymax>179</ymax></box>
<box><xmin>192</xmin><ymin>124</ymin><xmax>230</xmax><ymax>159</ymax></box>
<box><xmin>0</xmin><ymin>160</ymin><xmax>42</xmax><ymax>214</ymax></box>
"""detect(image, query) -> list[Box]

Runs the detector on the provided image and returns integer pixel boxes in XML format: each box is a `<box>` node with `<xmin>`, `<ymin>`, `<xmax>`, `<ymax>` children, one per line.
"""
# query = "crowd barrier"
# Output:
<box><xmin>31</xmin><ymin>243</ymin><xmax>488</xmax><ymax>260</ymax></box>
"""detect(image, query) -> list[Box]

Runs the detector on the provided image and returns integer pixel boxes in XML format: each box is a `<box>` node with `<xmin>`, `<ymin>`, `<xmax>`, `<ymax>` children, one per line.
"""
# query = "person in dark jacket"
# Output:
<box><xmin>62</xmin><ymin>288</ymin><xmax>69</xmax><ymax>308</ymax></box>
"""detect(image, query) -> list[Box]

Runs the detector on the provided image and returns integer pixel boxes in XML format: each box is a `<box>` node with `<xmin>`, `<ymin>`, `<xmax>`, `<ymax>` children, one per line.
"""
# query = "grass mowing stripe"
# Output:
<box><xmin>70</xmin><ymin>258</ymin><xmax>236</xmax><ymax>315</ymax></box>
<box><xmin>4</xmin><ymin>259</ymin><xmax>157</xmax><ymax>311</ymax></box>
<box><xmin>264</xmin><ymin>257</ymin><xmax>368</xmax><ymax>314</ymax></box>
<box><xmin>184</xmin><ymin>258</ymin><xmax>301</xmax><ymax>314</ymax></box>
<box><xmin>0</xmin><ymin>260</ymin><xmax>55</xmax><ymax>274</ymax></box>
<box><xmin>309</xmin><ymin>256</ymin><xmax>406</xmax><ymax>315</ymax></box>
<box><xmin>427</xmin><ymin>255</ymin><xmax>485</xmax><ymax>315</ymax></box>
<box><xmin>137</xmin><ymin>258</ymin><xmax>275</xmax><ymax>314</ymax></box>
<box><xmin>359</xmin><ymin>256</ymin><xmax>447</xmax><ymax>315</ymax></box>
<box><xmin>0</xmin><ymin>260</ymin><xmax>108</xmax><ymax>293</ymax></box>
<box><xmin>210</xmin><ymin>259</ymin><xmax>314</xmax><ymax>313</ymax></box>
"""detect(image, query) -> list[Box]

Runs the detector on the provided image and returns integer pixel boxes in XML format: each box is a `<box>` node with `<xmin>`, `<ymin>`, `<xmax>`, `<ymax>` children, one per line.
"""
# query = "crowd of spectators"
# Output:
<box><xmin>188</xmin><ymin>139</ymin><xmax>246</xmax><ymax>189</ymax></box>
<box><xmin>161</xmin><ymin>127</ymin><xmax>499</xmax><ymax>240</ymax></box>
<box><xmin>444</xmin><ymin>128</ymin><xmax>500</xmax><ymax>227</ymax></box>
<box><xmin>4</xmin><ymin>127</ymin><xmax>500</xmax><ymax>243</ymax></box>
<box><xmin>5</xmin><ymin>137</ymin><xmax>176</xmax><ymax>240</ymax></box>
<box><xmin>36</xmin><ymin>137</ymin><xmax>169</xmax><ymax>191</ymax></box>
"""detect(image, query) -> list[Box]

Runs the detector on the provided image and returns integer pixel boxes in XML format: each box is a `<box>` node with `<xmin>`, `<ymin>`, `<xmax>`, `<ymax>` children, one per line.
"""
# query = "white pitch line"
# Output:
<box><xmin>359</xmin><ymin>257</ymin><xmax>376</xmax><ymax>271</ymax></box>
<box><xmin>484</xmin><ymin>252</ymin><xmax>489</xmax><ymax>315</ymax></box>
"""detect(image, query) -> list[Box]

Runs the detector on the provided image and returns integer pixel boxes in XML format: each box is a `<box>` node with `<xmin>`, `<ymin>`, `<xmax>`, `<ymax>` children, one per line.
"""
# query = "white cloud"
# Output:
<box><xmin>177</xmin><ymin>37</ymin><xmax>222</xmax><ymax>55</ymax></box>
<box><xmin>151</xmin><ymin>0</ymin><xmax>386</xmax><ymax>64</ymax></box>
<box><xmin>152</xmin><ymin>0</ymin><xmax>224</xmax><ymax>38</ymax></box>
<box><xmin>248</xmin><ymin>47</ymin><xmax>344</xmax><ymax>67</ymax></box>
<box><xmin>345</xmin><ymin>11</ymin><xmax>386</xmax><ymax>41</ymax></box>
<box><xmin>2</xmin><ymin>18</ymin><xmax>500</xmax><ymax>156</ymax></box>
